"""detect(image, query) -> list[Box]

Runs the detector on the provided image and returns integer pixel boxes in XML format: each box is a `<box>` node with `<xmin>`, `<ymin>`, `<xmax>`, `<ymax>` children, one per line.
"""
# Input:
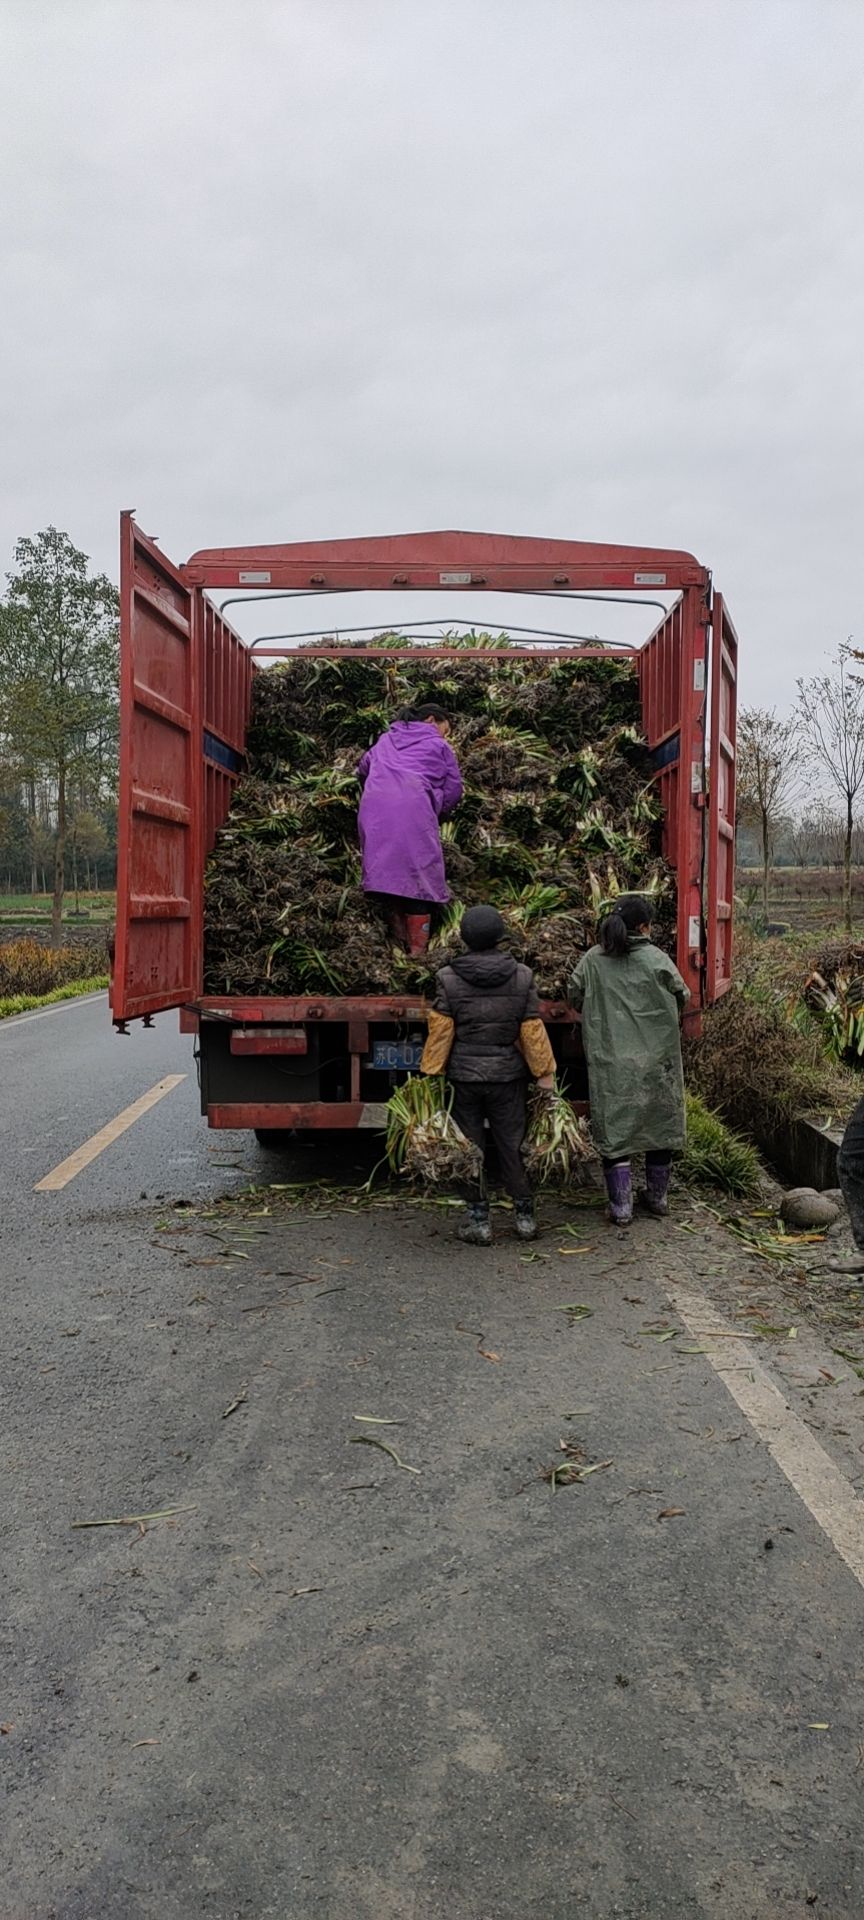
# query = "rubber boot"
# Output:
<box><xmin>458</xmin><ymin>1201</ymin><xmax>492</xmax><ymax>1247</ymax></box>
<box><xmin>643</xmin><ymin>1161</ymin><xmax>671</xmax><ymax>1218</ymax></box>
<box><xmin>405</xmin><ymin>911</ymin><xmax>431</xmax><ymax>957</ymax></box>
<box><xmin>604</xmin><ymin>1162</ymin><xmax>633</xmax><ymax>1226</ymax></box>
<box><xmin>514</xmin><ymin>1200</ymin><xmax>537</xmax><ymax>1242</ymax></box>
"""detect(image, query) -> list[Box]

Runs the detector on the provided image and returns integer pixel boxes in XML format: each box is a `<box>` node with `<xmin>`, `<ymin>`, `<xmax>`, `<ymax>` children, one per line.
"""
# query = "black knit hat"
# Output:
<box><xmin>461</xmin><ymin>905</ymin><xmax>506</xmax><ymax>951</ymax></box>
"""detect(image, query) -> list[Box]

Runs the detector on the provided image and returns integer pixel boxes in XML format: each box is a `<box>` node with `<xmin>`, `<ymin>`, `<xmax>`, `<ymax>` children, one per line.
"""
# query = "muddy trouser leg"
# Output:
<box><xmin>450</xmin><ymin>1083</ymin><xmax>489</xmax><ymax>1205</ymax></box>
<box><xmin>838</xmin><ymin>1096</ymin><xmax>864</xmax><ymax>1251</ymax></box>
<box><xmin>483</xmin><ymin>1079</ymin><xmax>531</xmax><ymax>1203</ymax></box>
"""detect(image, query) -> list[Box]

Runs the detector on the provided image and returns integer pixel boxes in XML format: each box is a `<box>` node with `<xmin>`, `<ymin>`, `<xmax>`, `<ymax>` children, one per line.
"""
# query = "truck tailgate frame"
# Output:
<box><xmin>115</xmin><ymin>520</ymin><xmax>735</xmax><ymax>1038</ymax></box>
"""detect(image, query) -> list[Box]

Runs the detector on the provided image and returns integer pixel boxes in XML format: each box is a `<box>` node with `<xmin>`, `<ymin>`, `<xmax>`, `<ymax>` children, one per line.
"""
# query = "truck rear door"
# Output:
<box><xmin>706</xmin><ymin>593</ymin><xmax>738</xmax><ymax>1000</ymax></box>
<box><xmin>112</xmin><ymin>515</ymin><xmax>201</xmax><ymax>1023</ymax></box>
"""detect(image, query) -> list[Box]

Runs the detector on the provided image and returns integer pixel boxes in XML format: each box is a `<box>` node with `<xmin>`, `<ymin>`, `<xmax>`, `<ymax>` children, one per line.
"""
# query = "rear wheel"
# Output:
<box><xmin>254</xmin><ymin>1128</ymin><xmax>307</xmax><ymax>1149</ymax></box>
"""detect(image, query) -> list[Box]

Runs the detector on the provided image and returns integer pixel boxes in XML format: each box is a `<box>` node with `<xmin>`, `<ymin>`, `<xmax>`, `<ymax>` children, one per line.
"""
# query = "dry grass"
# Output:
<box><xmin>0</xmin><ymin>935</ymin><xmax>108</xmax><ymax>998</ymax></box>
<box><xmin>686</xmin><ymin>982</ymin><xmax>856</xmax><ymax>1141</ymax></box>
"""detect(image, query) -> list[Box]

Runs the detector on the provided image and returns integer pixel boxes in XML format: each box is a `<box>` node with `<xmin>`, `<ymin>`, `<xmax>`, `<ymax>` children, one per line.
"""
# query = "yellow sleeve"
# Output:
<box><xmin>517</xmin><ymin>1017</ymin><xmax>556</xmax><ymax>1079</ymax></box>
<box><xmin>421</xmin><ymin>1009</ymin><xmax>455</xmax><ymax>1074</ymax></box>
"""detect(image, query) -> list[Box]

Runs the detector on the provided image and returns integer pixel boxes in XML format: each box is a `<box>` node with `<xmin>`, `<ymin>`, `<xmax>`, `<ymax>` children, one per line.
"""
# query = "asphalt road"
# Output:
<box><xmin>4</xmin><ymin>994</ymin><xmax>864</xmax><ymax>1919</ymax></box>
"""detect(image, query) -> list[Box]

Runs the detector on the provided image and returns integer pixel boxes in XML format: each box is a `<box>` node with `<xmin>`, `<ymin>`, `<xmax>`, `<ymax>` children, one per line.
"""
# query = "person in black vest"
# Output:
<box><xmin>421</xmin><ymin>904</ymin><xmax>555</xmax><ymax>1245</ymax></box>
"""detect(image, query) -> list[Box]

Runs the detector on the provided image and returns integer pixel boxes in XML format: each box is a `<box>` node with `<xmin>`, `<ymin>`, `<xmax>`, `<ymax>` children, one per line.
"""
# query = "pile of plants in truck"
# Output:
<box><xmin>203</xmin><ymin>635</ymin><xmax>674</xmax><ymax>1000</ymax></box>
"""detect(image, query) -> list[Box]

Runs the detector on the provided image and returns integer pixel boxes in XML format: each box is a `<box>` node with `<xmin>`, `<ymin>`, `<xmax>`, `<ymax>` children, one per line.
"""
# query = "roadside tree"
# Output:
<box><xmin>0</xmin><ymin>529</ymin><xmax>119</xmax><ymax>942</ymax></box>
<box><xmin>796</xmin><ymin>651</ymin><xmax>864</xmax><ymax>934</ymax></box>
<box><xmin>736</xmin><ymin>707</ymin><xmax>800</xmax><ymax>923</ymax></box>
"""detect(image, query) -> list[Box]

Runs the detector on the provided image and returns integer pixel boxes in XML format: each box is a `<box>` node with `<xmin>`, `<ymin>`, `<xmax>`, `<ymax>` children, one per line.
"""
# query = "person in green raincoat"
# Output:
<box><xmin>569</xmin><ymin>893</ymin><xmax>689</xmax><ymax>1225</ymax></box>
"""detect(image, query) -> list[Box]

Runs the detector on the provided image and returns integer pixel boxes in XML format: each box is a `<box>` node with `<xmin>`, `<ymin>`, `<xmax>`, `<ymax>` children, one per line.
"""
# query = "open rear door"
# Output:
<box><xmin>706</xmin><ymin>592</ymin><xmax>738</xmax><ymax>1001</ymax></box>
<box><xmin>112</xmin><ymin>515</ymin><xmax>202</xmax><ymax>1023</ymax></box>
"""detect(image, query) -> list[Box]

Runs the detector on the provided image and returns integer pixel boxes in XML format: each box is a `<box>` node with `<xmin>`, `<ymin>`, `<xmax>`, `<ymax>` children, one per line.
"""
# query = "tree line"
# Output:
<box><xmin>0</xmin><ymin>529</ymin><xmax>119</xmax><ymax>940</ymax></box>
<box><xmin>737</xmin><ymin>648</ymin><xmax>864</xmax><ymax>933</ymax></box>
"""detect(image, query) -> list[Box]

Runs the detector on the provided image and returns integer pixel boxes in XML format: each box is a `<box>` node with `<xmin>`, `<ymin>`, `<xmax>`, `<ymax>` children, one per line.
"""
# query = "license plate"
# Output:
<box><xmin>371</xmin><ymin>1040</ymin><xmax>424</xmax><ymax>1071</ymax></box>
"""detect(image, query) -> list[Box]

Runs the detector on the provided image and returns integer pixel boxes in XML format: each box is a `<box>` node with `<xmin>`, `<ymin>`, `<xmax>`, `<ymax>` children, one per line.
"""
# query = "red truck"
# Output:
<box><xmin>111</xmin><ymin>514</ymin><xmax>738</xmax><ymax>1138</ymax></box>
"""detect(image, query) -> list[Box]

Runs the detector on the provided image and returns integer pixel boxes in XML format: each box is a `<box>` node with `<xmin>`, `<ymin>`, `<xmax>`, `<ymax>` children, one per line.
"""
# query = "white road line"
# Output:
<box><xmin>0</xmin><ymin>990</ymin><xmax>107</xmax><ymax>1031</ymax></box>
<box><xmin>34</xmin><ymin>1074</ymin><xmax>186</xmax><ymax>1192</ymax></box>
<box><xmin>668</xmin><ymin>1281</ymin><xmax>864</xmax><ymax>1591</ymax></box>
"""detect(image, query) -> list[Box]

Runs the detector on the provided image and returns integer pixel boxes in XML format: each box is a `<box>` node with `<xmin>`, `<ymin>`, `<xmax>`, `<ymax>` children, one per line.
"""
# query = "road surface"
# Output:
<box><xmin>3</xmin><ymin>992</ymin><xmax>864</xmax><ymax>1919</ymax></box>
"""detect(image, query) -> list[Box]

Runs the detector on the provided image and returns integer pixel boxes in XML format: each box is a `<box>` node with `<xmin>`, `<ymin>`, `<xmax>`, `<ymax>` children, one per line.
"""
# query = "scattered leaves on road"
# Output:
<box><xmin>833</xmin><ymin>1347</ymin><xmax>864</xmax><ymax>1380</ymax></box>
<box><xmin>455</xmin><ymin>1322</ymin><xmax>503</xmax><ymax>1360</ymax></box>
<box><xmin>353</xmin><ymin>1414</ymin><xmax>405</xmax><ymax>1426</ymax></box>
<box><xmin>350</xmin><ymin>1434</ymin><xmax>421</xmax><ymax>1475</ymax></box>
<box><xmin>222</xmin><ymin>1385</ymin><xmax>248</xmax><ymax>1419</ymax></box>
<box><xmin>657</xmin><ymin>1507</ymin><xmax>686</xmax><ymax>1521</ymax></box>
<box><xmin>72</xmin><ymin>1505</ymin><xmax>197</xmax><ymax>1531</ymax></box>
<box><xmin>542</xmin><ymin>1444</ymin><xmax>613</xmax><ymax>1490</ymax></box>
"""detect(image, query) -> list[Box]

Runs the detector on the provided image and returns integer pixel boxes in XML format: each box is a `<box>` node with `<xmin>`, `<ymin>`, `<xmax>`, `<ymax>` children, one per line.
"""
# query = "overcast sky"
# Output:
<box><xmin>1</xmin><ymin>0</ymin><xmax>862</xmax><ymax>705</ymax></box>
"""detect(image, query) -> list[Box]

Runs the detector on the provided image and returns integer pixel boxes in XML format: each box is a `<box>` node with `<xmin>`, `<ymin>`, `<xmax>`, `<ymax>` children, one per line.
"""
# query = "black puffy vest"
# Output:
<box><xmin>437</xmin><ymin>951</ymin><xmax>535</xmax><ymax>1082</ymax></box>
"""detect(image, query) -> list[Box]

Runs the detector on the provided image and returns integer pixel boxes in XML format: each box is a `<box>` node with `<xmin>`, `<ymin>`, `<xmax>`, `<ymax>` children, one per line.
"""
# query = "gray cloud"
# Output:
<box><xmin>1</xmin><ymin>0</ymin><xmax>863</xmax><ymax>701</ymax></box>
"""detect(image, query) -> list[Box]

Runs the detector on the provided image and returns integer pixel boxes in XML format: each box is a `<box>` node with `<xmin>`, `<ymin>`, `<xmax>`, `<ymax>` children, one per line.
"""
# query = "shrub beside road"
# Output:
<box><xmin>0</xmin><ymin>935</ymin><xmax>109</xmax><ymax>1018</ymax></box>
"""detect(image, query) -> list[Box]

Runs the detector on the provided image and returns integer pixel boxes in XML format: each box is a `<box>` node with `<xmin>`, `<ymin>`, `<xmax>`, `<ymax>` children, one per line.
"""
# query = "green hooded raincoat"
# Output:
<box><xmin>570</xmin><ymin>935</ymin><xmax>689</xmax><ymax>1161</ymax></box>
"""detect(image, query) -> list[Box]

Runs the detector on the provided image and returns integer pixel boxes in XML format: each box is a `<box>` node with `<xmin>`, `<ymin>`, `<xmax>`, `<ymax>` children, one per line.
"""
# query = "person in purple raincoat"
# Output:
<box><xmin>357</xmin><ymin>704</ymin><xmax>463</xmax><ymax>954</ymax></box>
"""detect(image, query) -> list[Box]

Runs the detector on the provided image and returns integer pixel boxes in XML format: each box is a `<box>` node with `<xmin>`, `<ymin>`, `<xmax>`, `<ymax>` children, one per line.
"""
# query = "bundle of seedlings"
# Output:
<box><xmin>203</xmin><ymin>635</ymin><xmax>676</xmax><ymax>1001</ymax></box>
<box><xmin>804</xmin><ymin>945</ymin><xmax>864</xmax><ymax>1061</ymax></box>
<box><xmin>523</xmin><ymin>1082</ymin><xmax>595</xmax><ymax>1188</ymax></box>
<box><xmin>385</xmin><ymin>1074</ymin><xmax>483</xmax><ymax>1189</ymax></box>
<box><xmin>679</xmin><ymin>1092</ymin><xmax>761</xmax><ymax>1198</ymax></box>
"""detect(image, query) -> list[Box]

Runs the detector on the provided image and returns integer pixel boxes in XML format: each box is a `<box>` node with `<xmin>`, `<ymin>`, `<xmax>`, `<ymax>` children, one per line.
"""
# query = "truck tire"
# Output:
<box><xmin>254</xmin><ymin>1128</ymin><xmax>301</xmax><ymax>1150</ymax></box>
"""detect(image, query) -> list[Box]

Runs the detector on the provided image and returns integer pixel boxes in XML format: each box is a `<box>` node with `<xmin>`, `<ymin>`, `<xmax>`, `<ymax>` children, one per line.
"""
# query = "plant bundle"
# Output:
<box><xmin>203</xmin><ymin>635</ymin><xmax>676</xmax><ymax>999</ymax></box>
<box><xmin>385</xmin><ymin>1075</ymin><xmax>483</xmax><ymax>1189</ymax></box>
<box><xmin>804</xmin><ymin>947</ymin><xmax>864</xmax><ymax>1061</ymax></box>
<box><xmin>680</xmin><ymin>1092</ymin><xmax>761</xmax><ymax>1198</ymax></box>
<box><xmin>523</xmin><ymin>1082</ymin><xmax>595</xmax><ymax>1187</ymax></box>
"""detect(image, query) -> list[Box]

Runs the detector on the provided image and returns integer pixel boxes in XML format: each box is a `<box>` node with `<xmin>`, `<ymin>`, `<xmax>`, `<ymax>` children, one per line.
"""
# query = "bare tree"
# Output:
<box><xmin>796</xmin><ymin>650</ymin><xmax>864</xmax><ymax>934</ymax></box>
<box><xmin>735</xmin><ymin>707</ymin><xmax>800</xmax><ymax>922</ymax></box>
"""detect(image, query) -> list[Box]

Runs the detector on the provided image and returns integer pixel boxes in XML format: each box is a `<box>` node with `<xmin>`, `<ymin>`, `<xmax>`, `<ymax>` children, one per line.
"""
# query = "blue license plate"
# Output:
<box><xmin>372</xmin><ymin>1040</ymin><xmax>424</xmax><ymax>1071</ymax></box>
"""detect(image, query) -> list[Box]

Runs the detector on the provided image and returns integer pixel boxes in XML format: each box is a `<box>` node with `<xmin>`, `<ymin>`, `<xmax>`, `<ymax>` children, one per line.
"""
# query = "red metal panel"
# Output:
<box><xmin>706</xmin><ymin>594</ymin><xmax>738</xmax><ymax>1001</ymax></box>
<box><xmin>183</xmin><ymin>530</ymin><xmax>707</xmax><ymax>596</ymax></box>
<box><xmin>208</xmin><ymin>1102</ymin><xmax>366</xmax><ymax>1130</ymax></box>
<box><xmin>196</xmin><ymin>994</ymin><xmax>577</xmax><ymax>1024</ymax></box>
<box><xmin>636</xmin><ymin>583</ymin><xmax>709</xmax><ymax>1006</ymax></box>
<box><xmin>229</xmin><ymin>1027</ymin><xmax>308</xmax><ymax>1055</ymax></box>
<box><xmin>112</xmin><ymin>515</ymin><xmax>200</xmax><ymax>1022</ymax></box>
<box><xmin>208</xmin><ymin>1098</ymin><xmax>589</xmax><ymax>1131</ymax></box>
<box><xmin>200</xmin><ymin>591</ymin><xmax>254</xmax><ymax>857</ymax></box>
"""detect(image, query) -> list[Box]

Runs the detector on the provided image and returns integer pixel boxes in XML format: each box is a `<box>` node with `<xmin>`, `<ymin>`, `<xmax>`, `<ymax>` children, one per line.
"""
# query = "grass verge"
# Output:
<box><xmin>0</xmin><ymin>976</ymin><xmax>109</xmax><ymax>1020</ymax></box>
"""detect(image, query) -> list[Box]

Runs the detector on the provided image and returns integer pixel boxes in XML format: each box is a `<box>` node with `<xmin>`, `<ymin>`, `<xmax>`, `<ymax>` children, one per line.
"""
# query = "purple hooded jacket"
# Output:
<box><xmin>357</xmin><ymin>722</ymin><xmax>463</xmax><ymax>903</ymax></box>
